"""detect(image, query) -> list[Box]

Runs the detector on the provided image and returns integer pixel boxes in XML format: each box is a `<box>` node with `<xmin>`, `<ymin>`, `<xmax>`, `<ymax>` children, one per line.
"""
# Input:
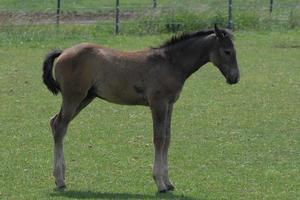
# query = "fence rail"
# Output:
<box><xmin>0</xmin><ymin>0</ymin><xmax>299</xmax><ymax>34</ymax></box>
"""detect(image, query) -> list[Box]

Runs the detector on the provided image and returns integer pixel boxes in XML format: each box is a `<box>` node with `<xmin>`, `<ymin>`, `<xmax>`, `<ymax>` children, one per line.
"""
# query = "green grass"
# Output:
<box><xmin>0</xmin><ymin>25</ymin><xmax>300</xmax><ymax>199</ymax></box>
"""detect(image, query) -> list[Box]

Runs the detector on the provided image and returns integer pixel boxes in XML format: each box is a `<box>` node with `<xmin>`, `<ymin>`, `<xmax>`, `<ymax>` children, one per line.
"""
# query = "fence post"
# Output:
<box><xmin>153</xmin><ymin>0</ymin><xmax>157</xmax><ymax>9</ymax></box>
<box><xmin>56</xmin><ymin>0</ymin><xmax>61</xmax><ymax>27</ymax></box>
<box><xmin>270</xmin><ymin>0</ymin><xmax>273</xmax><ymax>15</ymax></box>
<box><xmin>227</xmin><ymin>0</ymin><xmax>233</xmax><ymax>29</ymax></box>
<box><xmin>115</xmin><ymin>0</ymin><xmax>120</xmax><ymax>35</ymax></box>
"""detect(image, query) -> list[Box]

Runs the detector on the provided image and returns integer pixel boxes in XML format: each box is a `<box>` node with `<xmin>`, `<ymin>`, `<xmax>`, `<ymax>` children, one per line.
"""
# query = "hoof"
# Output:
<box><xmin>54</xmin><ymin>185</ymin><xmax>66</xmax><ymax>192</ymax></box>
<box><xmin>55</xmin><ymin>181</ymin><xmax>66</xmax><ymax>191</ymax></box>
<box><xmin>158</xmin><ymin>188</ymin><xmax>168</xmax><ymax>193</ymax></box>
<box><xmin>166</xmin><ymin>184</ymin><xmax>175</xmax><ymax>191</ymax></box>
<box><xmin>57</xmin><ymin>184</ymin><xmax>67</xmax><ymax>189</ymax></box>
<box><xmin>158</xmin><ymin>185</ymin><xmax>169</xmax><ymax>193</ymax></box>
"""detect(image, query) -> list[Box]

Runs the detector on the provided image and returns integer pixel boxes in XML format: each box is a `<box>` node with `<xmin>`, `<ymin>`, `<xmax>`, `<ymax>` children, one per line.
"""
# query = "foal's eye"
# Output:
<box><xmin>224</xmin><ymin>50</ymin><xmax>231</xmax><ymax>56</ymax></box>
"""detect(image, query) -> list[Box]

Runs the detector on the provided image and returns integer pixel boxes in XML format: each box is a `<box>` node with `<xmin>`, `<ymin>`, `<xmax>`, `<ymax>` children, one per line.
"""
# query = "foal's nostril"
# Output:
<box><xmin>230</xmin><ymin>69</ymin><xmax>240</xmax><ymax>84</ymax></box>
<box><xmin>220</xmin><ymin>67</ymin><xmax>239</xmax><ymax>85</ymax></box>
<box><xmin>233</xmin><ymin>78</ymin><xmax>239</xmax><ymax>84</ymax></box>
<box><xmin>232</xmin><ymin>75</ymin><xmax>240</xmax><ymax>84</ymax></box>
<box><xmin>226</xmin><ymin>73</ymin><xmax>239</xmax><ymax>84</ymax></box>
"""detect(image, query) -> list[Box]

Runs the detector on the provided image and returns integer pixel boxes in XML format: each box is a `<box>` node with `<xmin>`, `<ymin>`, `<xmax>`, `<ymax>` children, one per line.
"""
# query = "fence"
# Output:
<box><xmin>0</xmin><ymin>0</ymin><xmax>299</xmax><ymax>34</ymax></box>
<box><xmin>52</xmin><ymin>0</ymin><xmax>300</xmax><ymax>33</ymax></box>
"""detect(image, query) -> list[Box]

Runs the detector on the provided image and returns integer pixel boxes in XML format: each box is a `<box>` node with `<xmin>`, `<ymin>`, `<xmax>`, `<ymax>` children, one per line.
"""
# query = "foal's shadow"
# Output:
<box><xmin>50</xmin><ymin>190</ymin><xmax>199</xmax><ymax>200</ymax></box>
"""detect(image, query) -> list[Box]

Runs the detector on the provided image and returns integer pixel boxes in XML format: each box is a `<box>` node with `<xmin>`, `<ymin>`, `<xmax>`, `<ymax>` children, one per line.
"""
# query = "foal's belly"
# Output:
<box><xmin>92</xmin><ymin>59</ymin><xmax>150</xmax><ymax>106</ymax></box>
<box><xmin>93</xmin><ymin>81</ymin><xmax>149</xmax><ymax>106</ymax></box>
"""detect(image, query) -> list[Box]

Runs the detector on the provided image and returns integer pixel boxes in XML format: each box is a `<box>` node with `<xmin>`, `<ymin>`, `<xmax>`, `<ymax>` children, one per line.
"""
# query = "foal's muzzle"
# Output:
<box><xmin>226</xmin><ymin>68</ymin><xmax>240</xmax><ymax>85</ymax></box>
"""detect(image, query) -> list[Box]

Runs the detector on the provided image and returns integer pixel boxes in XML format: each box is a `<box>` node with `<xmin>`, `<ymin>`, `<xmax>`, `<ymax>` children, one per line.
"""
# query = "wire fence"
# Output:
<box><xmin>0</xmin><ymin>0</ymin><xmax>299</xmax><ymax>34</ymax></box>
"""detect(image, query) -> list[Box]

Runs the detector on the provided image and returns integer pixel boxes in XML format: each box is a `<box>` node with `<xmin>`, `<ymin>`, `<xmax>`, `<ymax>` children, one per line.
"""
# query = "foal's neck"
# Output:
<box><xmin>165</xmin><ymin>34</ymin><xmax>215</xmax><ymax>80</ymax></box>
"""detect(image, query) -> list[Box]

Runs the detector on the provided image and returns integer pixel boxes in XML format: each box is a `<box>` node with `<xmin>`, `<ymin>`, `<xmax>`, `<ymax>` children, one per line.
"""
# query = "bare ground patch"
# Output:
<box><xmin>0</xmin><ymin>11</ymin><xmax>138</xmax><ymax>25</ymax></box>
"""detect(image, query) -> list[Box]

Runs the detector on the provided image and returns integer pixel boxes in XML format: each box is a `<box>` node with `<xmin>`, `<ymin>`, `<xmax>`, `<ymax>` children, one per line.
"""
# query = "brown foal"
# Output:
<box><xmin>42</xmin><ymin>25</ymin><xmax>239</xmax><ymax>193</ymax></box>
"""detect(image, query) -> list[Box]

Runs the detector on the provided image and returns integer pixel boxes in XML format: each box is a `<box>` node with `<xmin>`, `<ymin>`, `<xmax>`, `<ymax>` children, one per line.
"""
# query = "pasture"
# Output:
<box><xmin>0</xmin><ymin>25</ymin><xmax>300</xmax><ymax>199</ymax></box>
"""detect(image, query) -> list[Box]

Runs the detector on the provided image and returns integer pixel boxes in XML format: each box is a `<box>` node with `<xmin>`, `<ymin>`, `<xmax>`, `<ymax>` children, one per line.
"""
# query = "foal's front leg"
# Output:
<box><xmin>162</xmin><ymin>104</ymin><xmax>174</xmax><ymax>190</ymax></box>
<box><xmin>150</xmin><ymin>100</ymin><xmax>169</xmax><ymax>192</ymax></box>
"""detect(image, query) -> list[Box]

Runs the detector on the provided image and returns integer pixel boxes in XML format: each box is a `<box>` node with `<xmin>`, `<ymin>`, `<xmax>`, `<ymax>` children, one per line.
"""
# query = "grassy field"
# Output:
<box><xmin>0</xmin><ymin>25</ymin><xmax>300</xmax><ymax>199</ymax></box>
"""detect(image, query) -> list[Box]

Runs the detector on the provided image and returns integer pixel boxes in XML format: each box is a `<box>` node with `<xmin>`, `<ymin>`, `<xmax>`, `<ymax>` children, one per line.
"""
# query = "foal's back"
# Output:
<box><xmin>54</xmin><ymin>43</ymin><xmax>171</xmax><ymax>105</ymax></box>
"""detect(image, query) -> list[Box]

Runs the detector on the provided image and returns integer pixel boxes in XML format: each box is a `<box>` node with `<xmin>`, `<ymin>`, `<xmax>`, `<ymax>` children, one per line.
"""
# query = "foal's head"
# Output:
<box><xmin>210</xmin><ymin>25</ymin><xmax>240</xmax><ymax>84</ymax></box>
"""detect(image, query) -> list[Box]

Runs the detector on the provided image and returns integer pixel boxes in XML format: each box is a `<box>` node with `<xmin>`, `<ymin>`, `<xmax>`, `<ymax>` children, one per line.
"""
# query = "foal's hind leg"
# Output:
<box><xmin>50</xmin><ymin>92</ymin><xmax>93</xmax><ymax>189</ymax></box>
<box><xmin>72</xmin><ymin>94</ymin><xmax>95</xmax><ymax>119</ymax></box>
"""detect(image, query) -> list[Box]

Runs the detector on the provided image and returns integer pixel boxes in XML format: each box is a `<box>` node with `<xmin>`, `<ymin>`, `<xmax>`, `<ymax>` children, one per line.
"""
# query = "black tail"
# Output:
<box><xmin>42</xmin><ymin>50</ymin><xmax>62</xmax><ymax>95</ymax></box>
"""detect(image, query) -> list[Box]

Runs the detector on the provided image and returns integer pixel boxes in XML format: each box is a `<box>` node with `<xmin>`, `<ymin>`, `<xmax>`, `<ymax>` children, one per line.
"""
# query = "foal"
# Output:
<box><xmin>43</xmin><ymin>25</ymin><xmax>239</xmax><ymax>192</ymax></box>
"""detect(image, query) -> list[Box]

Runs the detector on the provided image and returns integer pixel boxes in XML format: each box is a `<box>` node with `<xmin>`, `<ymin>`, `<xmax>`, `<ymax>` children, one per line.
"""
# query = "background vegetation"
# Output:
<box><xmin>0</xmin><ymin>0</ymin><xmax>299</xmax><ymax>34</ymax></box>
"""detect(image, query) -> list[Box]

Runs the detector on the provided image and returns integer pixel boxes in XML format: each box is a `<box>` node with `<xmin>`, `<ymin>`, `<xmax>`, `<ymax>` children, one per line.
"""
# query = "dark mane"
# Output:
<box><xmin>155</xmin><ymin>28</ymin><xmax>232</xmax><ymax>49</ymax></box>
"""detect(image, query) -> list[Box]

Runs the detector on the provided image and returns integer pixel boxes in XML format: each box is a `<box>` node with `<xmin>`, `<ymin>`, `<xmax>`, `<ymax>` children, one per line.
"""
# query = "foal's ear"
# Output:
<box><xmin>214</xmin><ymin>24</ymin><xmax>224</xmax><ymax>40</ymax></box>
